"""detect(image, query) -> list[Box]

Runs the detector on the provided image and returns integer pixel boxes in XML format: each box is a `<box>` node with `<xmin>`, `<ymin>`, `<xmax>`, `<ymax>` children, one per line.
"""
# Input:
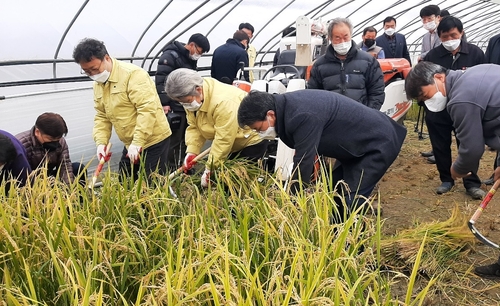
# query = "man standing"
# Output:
<box><xmin>307</xmin><ymin>17</ymin><xmax>385</xmax><ymax>110</ymax></box>
<box><xmin>238</xmin><ymin>90</ymin><xmax>406</xmax><ymax>220</ymax></box>
<box><xmin>422</xmin><ymin>16</ymin><xmax>485</xmax><ymax>199</ymax></box>
<box><xmin>211</xmin><ymin>30</ymin><xmax>250</xmax><ymax>84</ymax></box>
<box><xmin>404</xmin><ymin>62</ymin><xmax>500</xmax><ymax>278</ymax></box>
<box><xmin>16</xmin><ymin>112</ymin><xmax>86</xmax><ymax>185</ymax></box>
<box><xmin>375</xmin><ymin>17</ymin><xmax>411</xmax><ymax>64</ymax></box>
<box><xmin>419</xmin><ymin>5</ymin><xmax>442</xmax><ymax>61</ymax></box>
<box><xmin>73</xmin><ymin>38</ymin><xmax>171</xmax><ymax>181</ymax></box>
<box><xmin>155</xmin><ymin>33</ymin><xmax>210</xmax><ymax>171</ymax></box>
<box><xmin>239</xmin><ymin>23</ymin><xmax>256</xmax><ymax>83</ymax></box>
<box><xmin>485</xmin><ymin>32</ymin><xmax>500</xmax><ymax>64</ymax></box>
<box><xmin>358</xmin><ymin>26</ymin><xmax>385</xmax><ymax>59</ymax></box>
<box><xmin>0</xmin><ymin>130</ymin><xmax>31</xmax><ymax>192</ymax></box>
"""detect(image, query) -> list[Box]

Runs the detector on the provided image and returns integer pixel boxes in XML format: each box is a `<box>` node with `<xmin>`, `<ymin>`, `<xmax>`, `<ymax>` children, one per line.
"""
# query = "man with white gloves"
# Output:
<box><xmin>73</xmin><ymin>38</ymin><xmax>171</xmax><ymax>181</ymax></box>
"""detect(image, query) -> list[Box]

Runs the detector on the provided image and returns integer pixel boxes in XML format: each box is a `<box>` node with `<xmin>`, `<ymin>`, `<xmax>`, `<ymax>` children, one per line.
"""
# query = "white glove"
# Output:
<box><xmin>201</xmin><ymin>169</ymin><xmax>211</xmax><ymax>188</ymax></box>
<box><xmin>127</xmin><ymin>144</ymin><xmax>142</xmax><ymax>164</ymax></box>
<box><xmin>97</xmin><ymin>144</ymin><xmax>107</xmax><ymax>160</ymax></box>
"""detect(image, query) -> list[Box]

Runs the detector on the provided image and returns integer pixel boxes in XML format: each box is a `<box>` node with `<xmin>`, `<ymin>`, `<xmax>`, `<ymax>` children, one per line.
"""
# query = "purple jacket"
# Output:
<box><xmin>0</xmin><ymin>130</ymin><xmax>31</xmax><ymax>187</ymax></box>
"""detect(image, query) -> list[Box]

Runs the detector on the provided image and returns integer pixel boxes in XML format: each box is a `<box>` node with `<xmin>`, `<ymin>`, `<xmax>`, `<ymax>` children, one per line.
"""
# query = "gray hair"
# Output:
<box><xmin>165</xmin><ymin>68</ymin><xmax>203</xmax><ymax>99</ymax></box>
<box><xmin>327</xmin><ymin>17</ymin><xmax>353</xmax><ymax>40</ymax></box>
<box><xmin>405</xmin><ymin>61</ymin><xmax>447</xmax><ymax>100</ymax></box>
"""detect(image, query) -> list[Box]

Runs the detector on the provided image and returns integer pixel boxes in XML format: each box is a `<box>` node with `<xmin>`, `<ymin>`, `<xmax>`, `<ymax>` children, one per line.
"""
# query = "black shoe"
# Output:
<box><xmin>466</xmin><ymin>187</ymin><xmax>486</xmax><ymax>200</ymax></box>
<box><xmin>482</xmin><ymin>177</ymin><xmax>495</xmax><ymax>186</ymax></box>
<box><xmin>475</xmin><ymin>263</ymin><xmax>500</xmax><ymax>279</ymax></box>
<box><xmin>420</xmin><ymin>150</ymin><xmax>434</xmax><ymax>157</ymax></box>
<box><xmin>436</xmin><ymin>182</ymin><xmax>453</xmax><ymax>194</ymax></box>
<box><xmin>427</xmin><ymin>156</ymin><xmax>436</xmax><ymax>164</ymax></box>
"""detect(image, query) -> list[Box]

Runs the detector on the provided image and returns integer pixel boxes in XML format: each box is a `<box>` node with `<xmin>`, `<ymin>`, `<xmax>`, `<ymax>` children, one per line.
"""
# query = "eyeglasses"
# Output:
<box><xmin>80</xmin><ymin>60</ymin><xmax>104</xmax><ymax>76</ymax></box>
<box><xmin>194</xmin><ymin>44</ymin><xmax>203</xmax><ymax>55</ymax></box>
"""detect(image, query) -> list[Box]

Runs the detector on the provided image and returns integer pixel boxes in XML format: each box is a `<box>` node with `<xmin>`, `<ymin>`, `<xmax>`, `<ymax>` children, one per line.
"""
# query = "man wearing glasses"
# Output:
<box><xmin>73</xmin><ymin>38</ymin><xmax>171</xmax><ymax>182</ymax></box>
<box><xmin>155</xmin><ymin>33</ymin><xmax>210</xmax><ymax>172</ymax></box>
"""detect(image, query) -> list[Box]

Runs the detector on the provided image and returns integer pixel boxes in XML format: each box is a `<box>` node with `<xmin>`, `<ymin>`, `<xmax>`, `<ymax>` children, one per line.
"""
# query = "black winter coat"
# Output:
<box><xmin>273</xmin><ymin>89</ymin><xmax>406</xmax><ymax>190</ymax></box>
<box><xmin>307</xmin><ymin>42</ymin><xmax>385</xmax><ymax>110</ymax></box>
<box><xmin>155</xmin><ymin>41</ymin><xmax>197</xmax><ymax>112</ymax></box>
<box><xmin>485</xmin><ymin>33</ymin><xmax>500</xmax><ymax>64</ymax></box>
<box><xmin>211</xmin><ymin>39</ymin><xmax>249</xmax><ymax>83</ymax></box>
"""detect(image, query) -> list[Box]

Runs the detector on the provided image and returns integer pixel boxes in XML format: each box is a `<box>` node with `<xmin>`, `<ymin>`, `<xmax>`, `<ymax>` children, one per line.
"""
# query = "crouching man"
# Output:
<box><xmin>16</xmin><ymin>112</ymin><xmax>86</xmax><ymax>185</ymax></box>
<box><xmin>237</xmin><ymin>90</ymin><xmax>406</xmax><ymax>221</ymax></box>
<box><xmin>404</xmin><ymin>61</ymin><xmax>500</xmax><ymax>278</ymax></box>
<box><xmin>0</xmin><ymin>130</ymin><xmax>32</xmax><ymax>193</ymax></box>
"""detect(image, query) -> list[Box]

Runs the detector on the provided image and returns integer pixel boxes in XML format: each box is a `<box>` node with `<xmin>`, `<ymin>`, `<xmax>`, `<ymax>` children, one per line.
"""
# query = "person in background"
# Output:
<box><xmin>237</xmin><ymin>90</ymin><xmax>406</xmax><ymax>221</ymax></box>
<box><xmin>422</xmin><ymin>16</ymin><xmax>486</xmax><ymax>199</ymax></box>
<box><xmin>165</xmin><ymin>68</ymin><xmax>267</xmax><ymax>188</ymax></box>
<box><xmin>273</xmin><ymin>26</ymin><xmax>296</xmax><ymax>66</ymax></box>
<box><xmin>375</xmin><ymin>16</ymin><xmax>411</xmax><ymax>64</ymax></box>
<box><xmin>404</xmin><ymin>61</ymin><xmax>500</xmax><ymax>278</ymax></box>
<box><xmin>480</xmin><ymin>31</ymin><xmax>500</xmax><ymax>186</ymax></box>
<box><xmin>211</xmin><ymin>30</ymin><xmax>250</xmax><ymax>84</ymax></box>
<box><xmin>419</xmin><ymin>5</ymin><xmax>442</xmax><ymax>61</ymax></box>
<box><xmin>0</xmin><ymin>130</ymin><xmax>31</xmax><ymax>192</ymax></box>
<box><xmin>155</xmin><ymin>33</ymin><xmax>210</xmax><ymax>171</ymax></box>
<box><xmin>239</xmin><ymin>23</ymin><xmax>256</xmax><ymax>83</ymax></box>
<box><xmin>73</xmin><ymin>38</ymin><xmax>171</xmax><ymax>182</ymax></box>
<box><xmin>307</xmin><ymin>17</ymin><xmax>385</xmax><ymax>110</ymax></box>
<box><xmin>358</xmin><ymin>26</ymin><xmax>385</xmax><ymax>59</ymax></box>
<box><xmin>16</xmin><ymin>112</ymin><xmax>86</xmax><ymax>185</ymax></box>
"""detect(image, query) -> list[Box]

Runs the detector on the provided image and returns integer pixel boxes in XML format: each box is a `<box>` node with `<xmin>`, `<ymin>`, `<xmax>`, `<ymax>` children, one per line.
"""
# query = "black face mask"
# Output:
<box><xmin>42</xmin><ymin>141</ymin><xmax>61</xmax><ymax>151</ymax></box>
<box><xmin>364</xmin><ymin>39</ymin><xmax>375</xmax><ymax>48</ymax></box>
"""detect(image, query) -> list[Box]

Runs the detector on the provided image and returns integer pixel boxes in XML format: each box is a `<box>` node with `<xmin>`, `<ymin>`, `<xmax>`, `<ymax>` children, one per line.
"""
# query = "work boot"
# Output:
<box><xmin>475</xmin><ymin>262</ymin><xmax>500</xmax><ymax>279</ymax></box>
<box><xmin>420</xmin><ymin>150</ymin><xmax>434</xmax><ymax>157</ymax></box>
<box><xmin>427</xmin><ymin>156</ymin><xmax>436</xmax><ymax>164</ymax></box>
<box><xmin>436</xmin><ymin>182</ymin><xmax>453</xmax><ymax>194</ymax></box>
<box><xmin>466</xmin><ymin>187</ymin><xmax>486</xmax><ymax>200</ymax></box>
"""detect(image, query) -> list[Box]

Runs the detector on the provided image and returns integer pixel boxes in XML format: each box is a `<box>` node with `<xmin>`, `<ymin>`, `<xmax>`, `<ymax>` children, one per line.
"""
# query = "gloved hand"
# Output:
<box><xmin>201</xmin><ymin>169</ymin><xmax>211</xmax><ymax>188</ymax></box>
<box><xmin>183</xmin><ymin>153</ymin><xmax>198</xmax><ymax>173</ymax></box>
<box><xmin>96</xmin><ymin>144</ymin><xmax>112</xmax><ymax>162</ymax></box>
<box><xmin>127</xmin><ymin>144</ymin><xmax>142</xmax><ymax>164</ymax></box>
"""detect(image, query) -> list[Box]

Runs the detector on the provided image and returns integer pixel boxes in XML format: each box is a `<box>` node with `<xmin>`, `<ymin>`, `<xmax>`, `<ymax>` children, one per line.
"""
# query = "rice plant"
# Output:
<box><xmin>0</xmin><ymin>160</ymin><xmax>473</xmax><ymax>305</ymax></box>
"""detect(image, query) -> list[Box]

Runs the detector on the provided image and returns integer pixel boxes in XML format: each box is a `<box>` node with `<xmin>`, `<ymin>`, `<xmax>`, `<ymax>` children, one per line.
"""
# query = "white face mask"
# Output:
<box><xmin>258</xmin><ymin>117</ymin><xmax>277</xmax><ymax>140</ymax></box>
<box><xmin>333</xmin><ymin>41</ymin><xmax>351</xmax><ymax>55</ymax></box>
<box><xmin>190</xmin><ymin>53</ymin><xmax>202</xmax><ymax>61</ymax></box>
<box><xmin>384</xmin><ymin>28</ymin><xmax>395</xmax><ymax>36</ymax></box>
<box><xmin>442</xmin><ymin>39</ymin><xmax>461</xmax><ymax>52</ymax></box>
<box><xmin>181</xmin><ymin>98</ymin><xmax>202</xmax><ymax>111</ymax></box>
<box><xmin>423</xmin><ymin>20</ymin><xmax>437</xmax><ymax>32</ymax></box>
<box><xmin>424</xmin><ymin>81</ymin><xmax>447</xmax><ymax>112</ymax></box>
<box><xmin>89</xmin><ymin>70</ymin><xmax>110</xmax><ymax>83</ymax></box>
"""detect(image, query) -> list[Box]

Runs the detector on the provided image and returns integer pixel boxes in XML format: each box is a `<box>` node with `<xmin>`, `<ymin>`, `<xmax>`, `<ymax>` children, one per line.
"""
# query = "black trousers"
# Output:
<box><xmin>228</xmin><ymin>140</ymin><xmax>270</xmax><ymax>162</ymax></box>
<box><xmin>425</xmin><ymin>107</ymin><xmax>481</xmax><ymax>189</ymax></box>
<box><xmin>119</xmin><ymin>137</ymin><xmax>170</xmax><ymax>181</ymax></box>
<box><xmin>166</xmin><ymin>112</ymin><xmax>188</xmax><ymax>171</ymax></box>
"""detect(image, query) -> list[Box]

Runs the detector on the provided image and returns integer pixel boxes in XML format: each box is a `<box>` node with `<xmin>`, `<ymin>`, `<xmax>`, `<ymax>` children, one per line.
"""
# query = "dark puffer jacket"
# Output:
<box><xmin>307</xmin><ymin>41</ymin><xmax>385</xmax><ymax>110</ymax></box>
<box><xmin>16</xmin><ymin>127</ymin><xmax>74</xmax><ymax>184</ymax></box>
<box><xmin>155</xmin><ymin>41</ymin><xmax>197</xmax><ymax>112</ymax></box>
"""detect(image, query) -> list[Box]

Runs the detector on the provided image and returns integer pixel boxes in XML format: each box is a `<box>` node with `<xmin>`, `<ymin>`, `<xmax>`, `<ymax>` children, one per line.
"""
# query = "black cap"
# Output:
<box><xmin>188</xmin><ymin>33</ymin><xmax>210</xmax><ymax>53</ymax></box>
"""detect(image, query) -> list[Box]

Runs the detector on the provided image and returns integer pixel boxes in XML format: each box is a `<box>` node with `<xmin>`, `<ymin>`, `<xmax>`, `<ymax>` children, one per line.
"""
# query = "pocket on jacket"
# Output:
<box><xmin>339</xmin><ymin>144</ymin><xmax>365</xmax><ymax>158</ymax></box>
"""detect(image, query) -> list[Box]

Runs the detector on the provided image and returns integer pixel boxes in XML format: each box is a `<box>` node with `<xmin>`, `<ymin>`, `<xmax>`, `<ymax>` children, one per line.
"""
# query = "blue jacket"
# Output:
<box><xmin>0</xmin><ymin>130</ymin><xmax>31</xmax><ymax>188</ymax></box>
<box><xmin>375</xmin><ymin>33</ymin><xmax>412</xmax><ymax>65</ymax></box>
<box><xmin>273</xmin><ymin>89</ymin><xmax>406</xmax><ymax>190</ymax></box>
<box><xmin>211</xmin><ymin>39</ymin><xmax>249</xmax><ymax>83</ymax></box>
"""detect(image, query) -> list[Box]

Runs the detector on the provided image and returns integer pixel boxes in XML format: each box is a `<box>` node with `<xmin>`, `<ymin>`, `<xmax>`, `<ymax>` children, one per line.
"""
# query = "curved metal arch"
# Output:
<box><xmin>453</xmin><ymin>5</ymin><xmax>500</xmax><ymax>42</ymax></box>
<box><xmin>140</xmin><ymin>0</ymin><xmax>210</xmax><ymax>69</ymax></box>
<box><xmin>251</xmin><ymin>0</ymin><xmax>296</xmax><ymax>43</ymax></box>
<box><xmin>205</xmin><ymin>0</ymin><xmax>243</xmax><ymax>37</ymax></box>
<box><xmin>256</xmin><ymin>0</ymin><xmax>337</xmax><ymax>66</ymax></box>
<box><xmin>351</xmin><ymin>0</ymin><xmax>407</xmax><ymax>36</ymax></box>
<box><xmin>130</xmin><ymin>0</ymin><xmax>173</xmax><ymax>62</ymax></box>
<box><xmin>346</xmin><ymin>0</ymin><xmax>372</xmax><ymax>20</ymax></box>
<box><xmin>464</xmin><ymin>9</ymin><xmax>500</xmax><ymax>42</ymax></box>
<box><xmin>147</xmin><ymin>0</ymin><xmax>233</xmax><ymax>71</ymax></box>
<box><xmin>52</xmin><ymin>0</ymin><xmax>90</xmax><ymax>78</ymax></box>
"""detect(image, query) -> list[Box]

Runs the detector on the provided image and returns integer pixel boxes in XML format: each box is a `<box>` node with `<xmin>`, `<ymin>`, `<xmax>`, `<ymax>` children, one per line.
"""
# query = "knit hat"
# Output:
<box><xmin>188</xmin><ymin>33</ymin><xmax>210</xmax><ymax>53</ymax></box>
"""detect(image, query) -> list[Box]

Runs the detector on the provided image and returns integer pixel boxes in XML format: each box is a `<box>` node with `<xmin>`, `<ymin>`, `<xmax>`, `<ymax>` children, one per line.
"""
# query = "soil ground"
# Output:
<box><xmin>378</xmin><ymin>120</ymin><xmax>500</xmax><ymax>304</ymax></box>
